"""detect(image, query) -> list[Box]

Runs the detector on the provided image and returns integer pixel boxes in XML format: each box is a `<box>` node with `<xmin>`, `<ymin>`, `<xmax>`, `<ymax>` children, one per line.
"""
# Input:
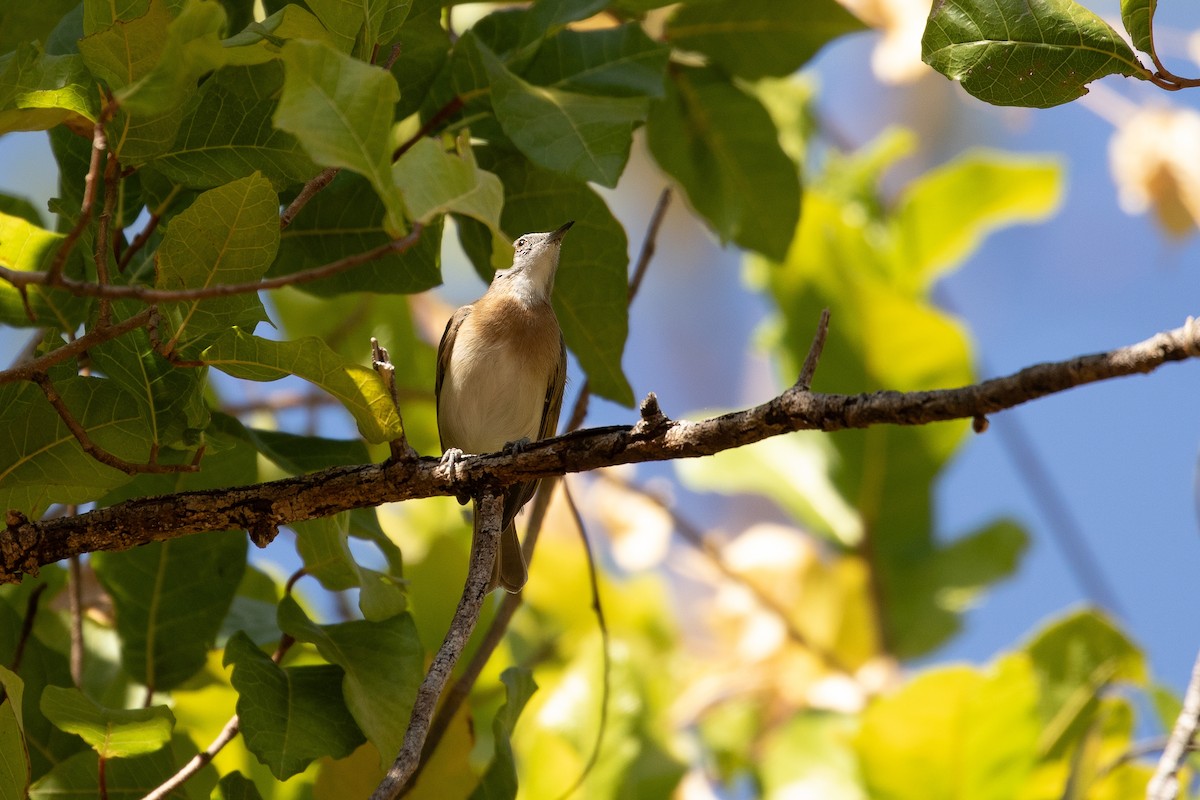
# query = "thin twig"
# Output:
<box><xmin>0</xmin><ymin>224</ymin><xmax>426</xmax><ymax>303</ymax></box>
<box><xmin>392</xmin><ymin>96</ymin><xmax>466</xmax><ymax>162</ymax></box>
<box><xmin>797</xmin><ymin>308</ymin><xmax>831</xmax><ymax>390</ymax></box>
<box><xmin>93</xmin><ymin>149</ymin><xmax>121</xmax><ymax>328</ymax></box>
<box><xmin>372</xmin><ymin>493</ymin><xmax>504</xmax><ymax>800</ymax></box>
<box><xmin>0</xmin><ymin>308</ymin><xmax>154</xmax><ymax>385</ymax></box>
<box><xmin>118</xmin><ymin>186</ymin><xmax>180</xmax><ymax>272</ymax></box>
<box><xmin>68</xmin><ymin>555</ymin><xmax>84</xmax><ymax>686</ymax></box>
<box><xmin>553</xmin><ymin>480</ymin><xmax>610</xmax><ymax>800</ymax></box>
<box><xmin>10</xmin><ymin>583</ymin><xmax>48</xmax><ymax>674</ymax></box>
<box><xmin>30</xmin><ymin>371</ymin><xmax>198</xmax><ymax>475</ymax></box>
<box><xmin>47</xmin><ymin>105</ymin><xmax>115</xmax><ymax>283</ymax></box>
<box><xmin>627</xmin><ymin>188</ymin><xmax>671</xmax><ymax>303</ymax></box>
<box><xmin>372</xmin><ymin>338</ymin><xmax>418</xmax><ymax>461</ymax></box>
<box><xmin>598</xmin><ymin>471</ymin><xmax>853</xmax><ymax>675</ymax></box>
<box><xmin>279</xmin><ymin>167</ymin><xmax>340</xmax><ymax>230</ymax></box>
<box><xmin>1148</xmin><ymin>647</ymin><xmax>1200</xmax><ymax>800</ymax></box>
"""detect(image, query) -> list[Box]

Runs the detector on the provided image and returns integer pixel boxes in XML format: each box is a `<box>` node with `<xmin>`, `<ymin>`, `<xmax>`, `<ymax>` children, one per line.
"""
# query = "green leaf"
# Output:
<box><xmin>0</xmin><ymin>378</ymin><xmax>144</xmax><ymax>518</ymax></box>
<box><xmin>155</xmin><ymin>172</ymin><xmax>278</xmax><ymax>354</ymax></box>
<box><xmin>1024</xmin><ymin>609</ymin><xmax>1146</xmax><ymax>756</ymax></box>
<box><xmin>305</xmin><ymin>0</ymin><xmax>411</xmax><ymax>58</ymax></box>
<box><xmin>922</xmin><ymin>0</ymin><xmax>1147</xmax><ymax>108</ymax></box>
<box><xmin>224</xmin><ymin>632</ymin><xmax>364</xmax><ymax>780</ymax></box>
<box><xmin>241</xmin><ymin>427</ymin><xmax>371</xmax><ymax>474</ymax></box>
<box><xmin>275</xmin><ymin>39</ymin><xmax>407</xmax><ymax>236</ymax></box>
<box><xmin>271</xmin><ymin>172</ymin><xmax>442</xmax><ymax>296</ymax></box>
<box><xmin>220</xmin><ymin>4</ymin><xmax>336</xmax><ymax>65</ymax></box>
<box><xmin>761</xmin><ymin>714</ymin><xmax>863</xmax><ymax>800</ymax></box>
<box><xmin>292</xmin><ymin>514</ymin><xmax>406</xmax><ymax>620</ymax></box>
<box><xmin>0</xmin><ymin>211</ymin><xmax>92</xmax><ymax>329</ymax></box>
<box><xmin>393</xmin><ymin>134</ymin><xmax>504</xmax><ymax>228</ymax></box>
<box><xmin>0</xmin><ymin>44</ymin><xmax>96</xmax><ymax>134</ymax></box>
<box><xmin>115</xmin><ymin>0</ymin><xmax>229</xmax><ymax>116</ymax></box>
<box><xmin>890</xmin><ymin>149</ymin><xmax>1063</xmax><ymax>289</ymax></box>
<box><xmin>475</xmin><ymin>36</ymin><xmax>647</xmax><ymax>188</ymax></box>
<box><xmin>214</xmin><ymin>771</ymin><xmax>264</xmax><ymax>800</ymax></box>
<box><xmin>666</xmin><ymin>0</ymin><xmax>862</xmax><ymax>79</ymax></box>
<box><xmin>29</xmin><ymin>735</ymin><xmax>207</xmax><ymax>798</ymax></box>
<box><xmin>1121</xmin><ymin>0</ymin><xmax>1157</xmax><ymax>56</ymax></box>
<box><xmin>0</xmin><ymin>0</ymin><xmax>81</xmax><ymax>52</ymax></box>
<box><xmin>647</xmin><ymin>65</ymin><xmax>800</xmax><ymax>261</ymax></box>
<box><xmin>389</xmin><ymin>0</ymin><xmax>449</xmax><ymax>121</ymax></box>
<box><xmin>88</xmin><ymin>303</ymin><xmax>210</xmax><ymax>452</ymax></box>
<box><xmin>468</xmin><ymin>667</ymin><xmax>537</xmax><ymax>800</ymax></box>
<box><xmin>277</xmin><ymin>597</ymin><xmax>422</xmax><ymax>768</ymax></box>
<box><xmin>856</xmin><ymin>655</ymin><xmax>1040</xmax><ymax>800</ymax></box>
<box><xmin>0</xmin><ymin>193</ymin><xmax>43</xmax><ymax>226</ymax></box>
<box><xmin>0</xmin><ymin>666</ymin><xmax>29</xmax><ymax>799</ymax></box>
<box><xmin>152</xmin><ymin>61</ymin><xmax>319</xmax><ymax>190</ymax></box>
<box><xmin>92</xmin><ymin>531</ymin><xmax>247</xmax><ymax>691</ymax></box>
<box><xmin>465</xmin><ymin>148</ymin><xmax>633</xmax><ymax>405</ymax></box>
<box><xmin>522</xmin><ymin>23</ymin><xmax>669</xmax><ymax>98</ymax></box>
<box><xmin>39</xmin><ymin>686</ymin><xmax>174</xmax><ymax>759</ymax></box>
<box><xmin>82</xmin><ymin>0</ymin><xmax>154</xmax><ymax>35</ymax></box>
<box><xmin>200</xmin><ymin>328</ymin><xmax>405</xmax><ymax>443</ymax></box>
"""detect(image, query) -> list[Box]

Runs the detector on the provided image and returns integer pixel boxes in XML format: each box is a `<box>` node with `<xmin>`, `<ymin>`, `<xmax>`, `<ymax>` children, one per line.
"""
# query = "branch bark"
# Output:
<box><xmin>2</xmin><ymin>317</ymin><xmax>1198</xmax><ymax>582</ymax></box>
<box><xmin>1147</xmin><ymin>646</ymin><xmax>1200</xmax><ymax>800</ymax></box>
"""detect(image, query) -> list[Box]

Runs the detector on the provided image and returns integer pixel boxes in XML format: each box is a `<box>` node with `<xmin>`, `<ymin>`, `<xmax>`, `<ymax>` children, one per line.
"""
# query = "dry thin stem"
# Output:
<box><xmin>118</xmin><ymin>186</ymin><xmax>180</xmax><ymax>271</ymax></box>
<box><xmin>0</xmin><ymin>224</ymin><xmax>425</xmax><ymax>303</ymax></box>
<box><xmin>372</xmin><ymin>494</ymin><xmax>504</xmax><ymax>800</ymax></box>
<box><xmin>797</xmin><ymin>308</ymin><xmax>831</xmax><ymax>390</ymax></box>
<box><xmin>552</xmin><ymin>480</ymin><xmax>610</xmax><ymax>800</ymax></box>
<box><xmin>392</xmin><ymin>96</ymin><xmax>466</xmax><ymax>162</ymax></box>
<box><xmin>0</xmin><ymin>307</ymin><xmax>154</xmax><ymax>385</ymax></box>
<box><xmin>29</xmin><ymin>372</ymin><xmax>199</xmax><ymax>476</ymax></box>
<box><xmin>279</xmin><ymin>167</ymin><xmax>340</xmax><ymax>230</ymax></box>
<box><xmin>1147</xmin><ymin>647</ymin><xmax>1200</xmax><ymax>800</ymax></box>
<box><xmin>93</xmin><ymin>149</ymin><xmax>121</xmax><ymax>328</ymax></box>
<box><xmin>372</xmin><ymin>337</ymin><xmax>418</xmax><ymax>461</ymax></box>
<box><xmin>47</xmin><ymin>107</ymin><xmax>113</xmax><ymax>283</ymax></box>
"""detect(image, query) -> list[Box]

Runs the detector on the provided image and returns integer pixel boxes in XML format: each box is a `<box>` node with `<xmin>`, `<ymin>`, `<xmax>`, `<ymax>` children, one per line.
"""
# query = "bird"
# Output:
<box><xmin>435</xmin><ymin>221</ymin><xmax>572</xmax><ymax>592</ymax></box>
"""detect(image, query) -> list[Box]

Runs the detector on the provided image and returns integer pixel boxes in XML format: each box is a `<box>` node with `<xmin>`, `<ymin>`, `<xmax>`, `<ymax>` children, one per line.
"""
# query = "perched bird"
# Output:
<box><xmin>435</xmin><ymin>221</ymin><xmax>572</xmax><ymax>592</ymax></box>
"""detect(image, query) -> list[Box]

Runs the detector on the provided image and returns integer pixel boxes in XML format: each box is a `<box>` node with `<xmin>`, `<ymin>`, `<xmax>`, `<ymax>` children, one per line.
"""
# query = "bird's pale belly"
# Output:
<box><xmin>439</xmin><ymin>336</ymin><xmax>545</xmax><ymax>455</ymax></box>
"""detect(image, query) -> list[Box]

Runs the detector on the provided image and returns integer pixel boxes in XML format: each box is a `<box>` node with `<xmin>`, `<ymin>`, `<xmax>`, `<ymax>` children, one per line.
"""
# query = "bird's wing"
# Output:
<box><xmin>539</xmin><ymin>333</ymin><xmax>568</xmax><ymax>441</ymax></box>
<box><xmin>435</xmin><ymin>304</ymin><xmax>473</xmax><ymax>448</ymax></box>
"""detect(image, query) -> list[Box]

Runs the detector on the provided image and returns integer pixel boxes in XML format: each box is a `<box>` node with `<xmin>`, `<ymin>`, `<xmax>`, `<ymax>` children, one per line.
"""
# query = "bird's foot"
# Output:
<box><xmin>438</xmin><ymin>448</ymin><xmax>471</xmax><ymax>504</ymax></box>
<box><xmin>502</xmin><ymin>437</ymin><xmax>532</xmax><ymax>456</ymax></box>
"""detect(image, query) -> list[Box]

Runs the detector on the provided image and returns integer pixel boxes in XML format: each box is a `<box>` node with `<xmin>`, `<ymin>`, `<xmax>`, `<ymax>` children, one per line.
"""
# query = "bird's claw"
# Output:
<box><xmin>502</xmin><ymin>437</ymin><xmax>532</xmax><ymax>456</ymax></box>
<box><xmin>438</xmin><ymin>448</ymin><xmax>471</xmax><ymax>504</ymax></box>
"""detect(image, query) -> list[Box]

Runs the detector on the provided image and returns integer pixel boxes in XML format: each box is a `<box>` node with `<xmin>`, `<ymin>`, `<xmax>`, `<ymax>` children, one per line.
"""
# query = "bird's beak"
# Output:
<box><xmin>549</xmin><ymin>220</ymin><xmax>575</xmax><ymax>243</ymax></box>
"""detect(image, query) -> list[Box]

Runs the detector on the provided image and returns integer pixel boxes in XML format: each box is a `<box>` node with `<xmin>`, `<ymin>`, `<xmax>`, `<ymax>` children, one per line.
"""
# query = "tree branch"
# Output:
<box><xmin>0</xmin><ymin>307</ymin><xmax>154</xmax><ymax>385</ymax></box>
<box><xmin>2</xmin><ymin>318</ymin><xmax>1198</xmax><ymax>582</ymax></box>
<box><xmin>1148</xmin><ymin>646</ymin><xmax>1200</xmax><ymax>800</ymax></box>
<box><xmin>371</xmin><ymin>493</ymin><xmax>504</xmax><ymax>800</ymax></box>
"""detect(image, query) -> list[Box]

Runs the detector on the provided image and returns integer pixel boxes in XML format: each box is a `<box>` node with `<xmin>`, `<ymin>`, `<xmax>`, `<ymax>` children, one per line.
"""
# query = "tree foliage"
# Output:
<box><xmin>0</xmin><ymin>0</ymin><xmax>1194</xmax><ymax>797</ymax></box>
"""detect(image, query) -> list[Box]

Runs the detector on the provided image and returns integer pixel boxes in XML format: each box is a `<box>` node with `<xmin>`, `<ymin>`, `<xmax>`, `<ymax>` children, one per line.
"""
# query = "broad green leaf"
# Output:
<box><xmin>153</xmin><ymin>61</ymin><xmax>319</xmax><ymax>190</ymax></box>
<box><xmin>156</xmin><ymin>173</ymin><xmax>278</xmax><ymax>353</ymax></box>
<box><xmin>0</xmin><ymin>666</ymin><xmax>29</xmax><ymax>799</ymax></box>
<box><xmin>241</xmin><ymin>427</ymin><xmax>371</xmax><ymax>474</ymax></box>
<box><xmin>0</xmin><ymin>45</ymin><xmax>96</xmax><ymax>134</ymax></box>
<box><xmin>890</xmin><ymin>150</ymin><xmax>1062</xmax><ymax>289</ymax></box>
<box><xmin>92</xmin><ymin>531</ymin><xmax>247</xmax><ymax>691</ymax></box>
<box><xmin>463</xmin><ymin>148</ymin><xmax>633</xmax><ymax>406</ymax></box>
<box><xmin>305</xmin><ymin>0</ymin><xmax>411</xmax><ymax>58</ymax></box>
<box><xmin>393</xmin><ymin>135</ymin><xmax>503</xmax><ymax>228</ymax></box>
<box><xmin>275</xmin><ymin>39</ymin><xmax>407</xmax><ymax>236</ymax></box>
<box><xmin>28</xmin><ymin>735</ymin><xmax>207</xmax><ymax>798</ymax></box>
<box><xmin>389</xmin><ymin>0</ymin><xmax>450</xmax><ymax>120</ymax></box>
<box><xmin>0</xmin><ymin>193</ymin><xmax>43</xmax><ymax>226</ymax></box>
<box><xmin>215</xmin><ymin>771</ymin><xmax>264</xmax><ymax>800</ymax></box>
<box><xmin>271</xmin><ymin>171</ymin><xmax>442</xmax><ymax>295</ymax></box>
<box><xmin>666</xmin><ymin>0</ymin><xmax>862</xmax><ymax>79</ymax></box>
<box><xmin>220</xmin><ymin>5</ymin><xmax>335</xmax><ymax>65</ymax></box>
<box><xmin>1121</xmin><ymin>0</ymin><xmax>1157</xmax><ymax>56</ymax></box>
<box><xmin>292</xmin><ymin>514</ymin><xmax>406</xmax><ymax>620</ymax></box>
<box><xmin>857</xmin><ymin>655</ymin><xmax>1040</xmax><ymax>800</ymax></box>
<box><xmin>475</xmin><ymin>37</ymin><xmax>647</xmax><ymax>188</ymax></box>
<box><xmin>82</xmin><ymin>0</ymin><xmax>153</xmax><ymax>35</ymax></box>
<box><xmin>922</xmin><ymin>0</ymin><xmax>1147</xmax><ymax>108</ymax></box>
<box><xmin>49</xmin><ymin>124</ymin><xmax>147</xmax><ymax>233</ymax></box>
<box><xmin>761</xmin><ymin>714</ymin><xmax>864</xmax><ymax>800</ymax></box>
<box><xmin>115</xmin><ymin>0</ymin><xmax>229</xmax><ymax>116</ymax></box>
<box><xmin>89</xmin><ymin>302</ymin><xmax>210</xmax><ymax>452</ymax></box>
<box><xmin>0</xmin><ymin>211</ymin><xmax>92</xmax><ymax>329</ymax></box>
<box><xmin>39</xmin><ymin>686</ymin><xmax>173</xmax><ymax>758</ymax></box>
<box><xmin>277</xmin><ymin>598</ymin><xmax>422</xmax><ymax>768</ymax></box>
<box><xmin>77</xmin><ymin>0</ymin><xmax>186</xmax><ymax>163</ymax></box>
<box><xmin>676</xmin><ymin>432</ymin><xmax>863</xmax><ymax>547</ymax></box>
<box><xmin>0</xmin><ymin>0</ymin><xmax>81</xmax><ymax>52</ymax></box>
<box><xmin>1024</xmin><ymin>609</ymin><xmax>1146</xmax><ymax>757</ymax></box>
<box><xmin>522</xmin><ymin>23</ymin><xmax>669</xmax><ymax>98</ymax></box>
<box><xmin>468</xmin><ymin>668</ymin><xmax>536</xmax><ymax>800</ymax></box>
<box><xmin>0</xmin><ymin>378</ymin><xmax>144</xmax><ymax>518</ymax></box>
<box><xmin>647</xmin><ymin>65</ymin><xmax>800</xmax><ymax>261</ymax></box>
<box><xmin>224</xmin><ymin>632</ymin><xmax>364</xmax><ymax>780</ymax></box>
<box><xmin>201</xmin><ymin>328</ymin><xmax>405</xmax><ymax>443</ymax></box>
<box><xmin>219</xmin><ymin>562</ymin><xmax>285</xmax><ymax>648</ymax></box>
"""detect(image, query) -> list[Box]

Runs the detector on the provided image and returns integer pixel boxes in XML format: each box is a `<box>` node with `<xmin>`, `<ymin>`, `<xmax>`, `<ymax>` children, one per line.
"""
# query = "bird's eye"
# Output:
<box><xmin>516</xmin><ymin>238</ymin><xmax>526</xmax><ymax>248</ymax></box>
